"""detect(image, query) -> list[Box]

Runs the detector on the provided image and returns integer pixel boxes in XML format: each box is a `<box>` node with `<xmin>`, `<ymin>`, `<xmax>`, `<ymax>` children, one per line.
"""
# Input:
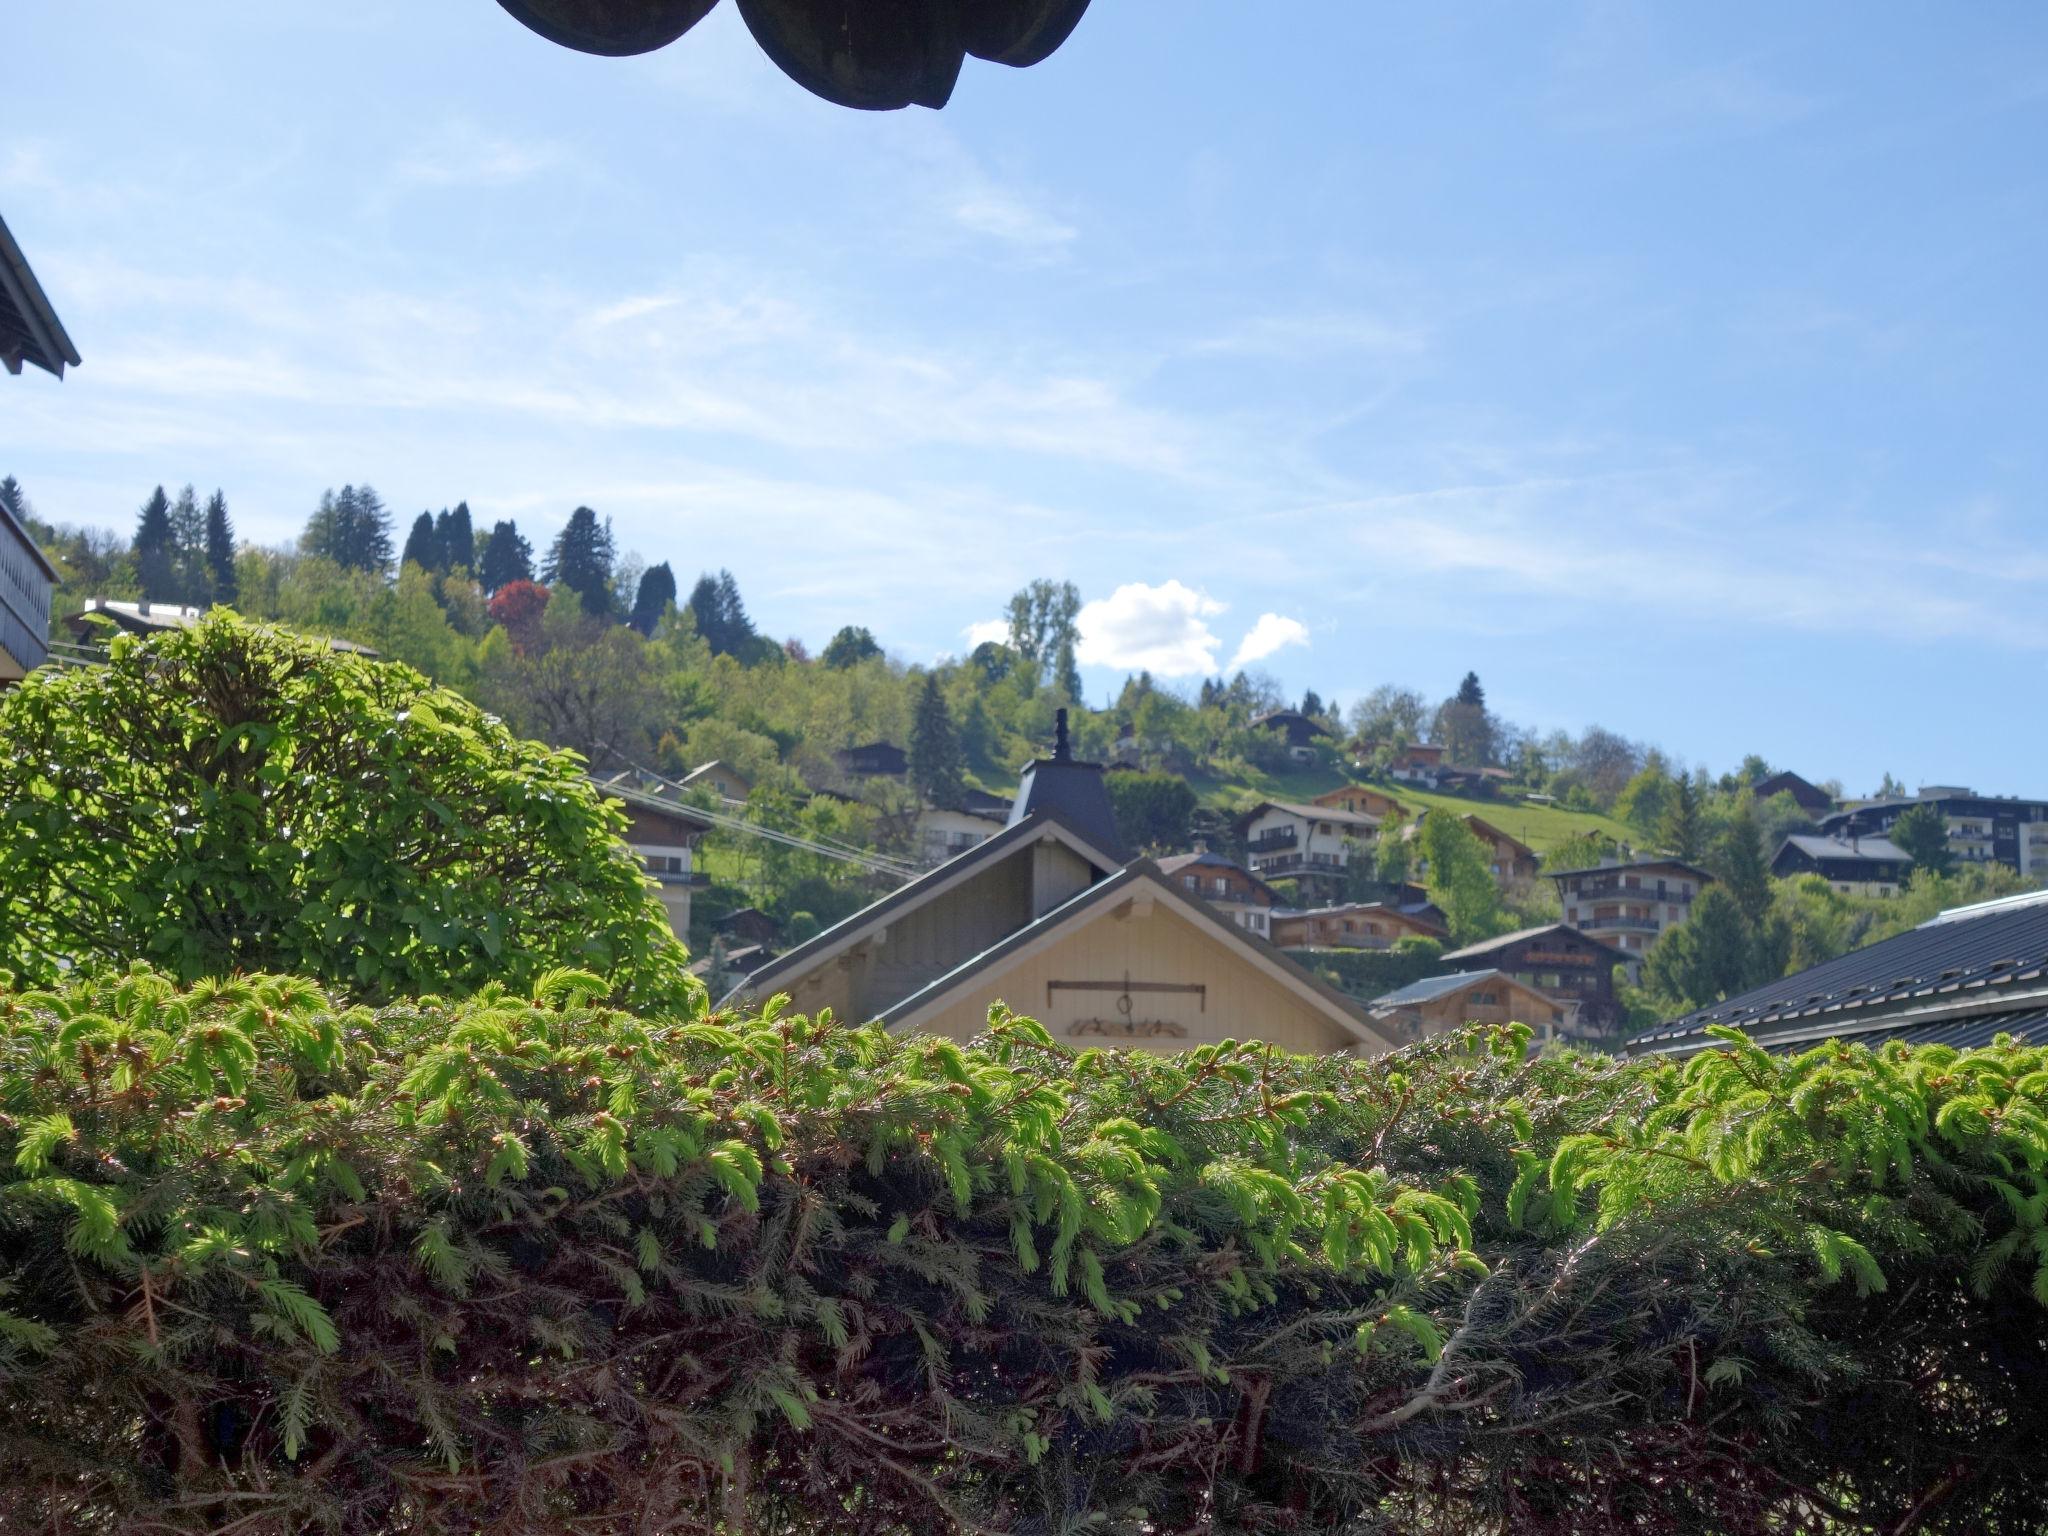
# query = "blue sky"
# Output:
<box><xmin>4</xmin><ymin>2</ymin><xmax>2045</xmax><ymax>795</ymax></box>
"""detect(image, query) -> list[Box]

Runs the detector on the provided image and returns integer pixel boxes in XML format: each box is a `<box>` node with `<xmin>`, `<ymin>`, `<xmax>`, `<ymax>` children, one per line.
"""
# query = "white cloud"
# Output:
<box><xmin>1075</xmin><ymin>581</ymin><xmax>1225</xmax><ymax>677</ymax></box>
<box><xmin>963</xmin><ymin>618</ymin><xmax>1010</xmax><ymax>647</ymax></box>
<box><xmin>1226</xmin><ymin>613</ymin><xmax>1311</xmax><ymax>671</ymax></box>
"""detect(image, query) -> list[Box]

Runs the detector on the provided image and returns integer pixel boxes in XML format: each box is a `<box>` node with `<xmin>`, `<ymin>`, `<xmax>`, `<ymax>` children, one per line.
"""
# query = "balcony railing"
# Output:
<box><xmin>1582</xmin><ymin>913</ymin><xmax>1661</xmax><ymax>933</ymax></box>
<box><xmin>1564</xmin><ymin>880</ymin><xmax>1694</xmax><ymax>905</ymax></box>
<box><xmin>1246</xmin><ymin>828</ymin><xmax>1299</xmax><ymax>853</ymax></box>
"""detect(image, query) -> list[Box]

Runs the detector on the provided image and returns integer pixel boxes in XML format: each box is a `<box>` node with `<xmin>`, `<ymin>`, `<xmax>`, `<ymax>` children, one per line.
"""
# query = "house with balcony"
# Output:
<box><xmin>1235</xmin><ymin>800</ymin><xmax>1380</xmax><ymax>901</ymax></box>
<box><xmin>1818</xmin><ymin>788</ymin><xmax>2048</xmax><ymax>881</ymax></box>
<box><xmin>1250</xmin><ymin>709</ymin><xmax>1332</xmax><ymax>764</ymax></box>
<box><xmin>1156</xmin><ymin>849</ymin><xmax>1282</xmax><ymax>940</ymax></box>
<box><xmin>915</xmin><ymin>804</ymin><xmax>1007</xmax><ymax>866</ymax></box>
<box><xmin>1771</xmin><ymin>833</ymin><xmax>1909</xmax><ymax>897</ymax></box>
<box><xmin>600</xmin><ymin>778</ymin><xmax>716</xmax><ymax>941</ymax></box>
<box><xmin>1549</xmin><ymin>856</ymin><xmax>1716</xmax><ymax>963</ymax></box>
<box><xmin>1271</xmin><ymin>902</ymin><xmax>1446</xmax><ymax>951</ymax></box>
<box><xmin>1352</xmin><ymin>740</ymin><xmax>1449</xmax><ymax>787</ymax></box>
<box><xmin>1441</xmin><ymin>924</ymin><xmax>1631</xmax><ymax>1036</ymax></box>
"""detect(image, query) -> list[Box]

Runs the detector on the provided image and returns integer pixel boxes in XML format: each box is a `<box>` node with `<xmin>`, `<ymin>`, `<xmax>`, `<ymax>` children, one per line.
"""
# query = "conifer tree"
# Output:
<box><xmin>1656</xmin><ymin>772</ymin><xmax>1704</xmax><ymax>861</ymax></box>
<box><xmin>909</xmin><ymin>673</ymin><xmax>966</xmax><ymax>810</ymax></box>
<box><xmin>435</xmin><ymin>501</ymin><xmax>475</xmax><ymax>572</ymax></box>
<box><xmin>133</xmin><ymin>485</ymin><xmax>177</xmax><ymax>602</ymax></box>
<box><xmin>822</xmin><ymin>625</ymin><xmax>882</xmax><ymax>668</ymax></box>
<box><xmin>542</xmin><ymin>506</ymin><xmax>616</xmax><ymax>616</ymax></box>
<box><xmin>0</xmin><ymin>475</ymin><xmax>27</xmax><ymax>523</ymax></box>
<box><xmin>203</xmin><ymin>490</ymin><xmax>238</xmax><ymax>607</ymax></box>
<box><xmin>400</xmin><ymin>511</ymin><xmax>441</xmax><ymax>573</ymax></box>
<box><xmin>629</xmin><ymin>561</ymin><xmax>677</xmax><ymax>637</ymax></box>
<box><xmin>689</xmin><ymin>569</ymin><xmax>758</xmax><ymax>658</ymax></box>
<box><xmin>1054</xmin><ymin>641</ymin><xmax>1084</xmax><ymax>704</ymax></box>
<box><xmin>1891</xmin><ymin>803</ymin><xmax>1955</xmax><ymax>883</ymax></box>
<box><xmin>1718</xmin><ymin>800</ymin><xmax>1773</xmax><ymax>927</ymax></box>
<box><xmin>478</xmin><ymin>519</ymin><xmax>533</xmax><ymax>594</ymax></box>
<box><xmin>1456</xmin><ymin>670</ymin><xmax>1485</xmax><ymax>708</ymax></box>
<box><xmin>169</xmin><ymin>484</ymin><xmax>207</xmax><ymax>604</ymax></box>
<box><xmin>301</xmin><ymin>485</ymin><xmax>395</xmax><ymax>576</ymax></box>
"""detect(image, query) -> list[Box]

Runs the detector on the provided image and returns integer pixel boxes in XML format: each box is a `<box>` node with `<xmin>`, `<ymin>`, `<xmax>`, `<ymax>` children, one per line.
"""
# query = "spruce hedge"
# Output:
<box><xmin>3</xmin><ymin>971</ymin><xmax>2047</xmax><ymax>1534</ymax></box>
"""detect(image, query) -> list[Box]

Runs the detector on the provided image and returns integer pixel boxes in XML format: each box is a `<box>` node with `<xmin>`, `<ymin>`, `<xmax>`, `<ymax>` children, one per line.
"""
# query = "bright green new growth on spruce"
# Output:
<box><xmin>2</xmin><ymin>972</ymin><xmax>2047</xmax><ymax>1535</ymax></box>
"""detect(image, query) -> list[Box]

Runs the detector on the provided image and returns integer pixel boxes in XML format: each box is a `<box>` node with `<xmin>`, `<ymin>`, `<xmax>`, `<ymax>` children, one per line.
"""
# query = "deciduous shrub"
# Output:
<box><xmin>2</xmin><ymin>973</ymin><xmax>2046</xmax><ymax>1534</ymax></box>
<box><xmin>0</xmin><ymin>615</ymin><xmax>694</xmax><ymax>1010</ymax></box>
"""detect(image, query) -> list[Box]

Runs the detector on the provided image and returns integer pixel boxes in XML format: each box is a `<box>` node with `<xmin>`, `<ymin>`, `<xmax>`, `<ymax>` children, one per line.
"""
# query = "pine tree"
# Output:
<box><xmin>401</xmin><ymin>512</ymin><xmax>441</xmax><ymax>573</ymax></box>
<box><xmin>134</xmin><ymin>486</ymin><xmax>177</xmax><ymax>602</ymax></box>
<box><xmin>169</xmin><ymin>485</ymin><xmax>207</xmax><ymax>604</ymax></box>
<box><xmin>436</xmin><ymin>502</ymin><xmax>476</xmax><ymax>572</ymax></box>
<box><xmin>1644</xmin><ymin>885</ymin><xmax>1753</xmax><ymax>1010</ymax></box>
<box><xmin>203</xmin><ymin>490</ymin><xmax>238</xmax><ymax>607</ymax></box>
<box><xmin>909</xmin><ymin>674</ymin><xmax>967</xmax><ymax>811</ymax></box>
<box><xmin>301</xmin><ymin>485</ymin><xmax>395</xmax><ymax>576</ymax></box>
<box><xmin>1456</xmin><ymin>671</ymin><xmax>1486</xmax><ymax>709</ymax></box>
<box><xmin>1891</xmin><ymin>803</ymin><xmax>1955</xmax><ymax>883</ymax></box>
<box><xmin>478</xmin><ymin>519</ymin><xmax>533</xmax><ymax>594</ymax></box>
<box><xmin>713</xmin><ymin>569</ymin><xmax>755</xmax><ymax>655</ymax></box>
<box><xmin>542</xmin><ymin>506</ymin><xmax>616</xmax><ymax>616</ymax></box>
<box><xmin>822</xmin><ymin>626</ymin><xmax>883</xmax><ymax>668</ymax></box>
<box><xmin>1656</xmin><ymin>772</ymin><xmax>1704</xmax><ymax>862</ymax></box>
<box><xmin>1718</xmin><ymin>800</ymin><xmax>1773</xmax><ymax>928</ymax></box>
<box><xmin>629</xmin><ymin>561</ymin><xmax>676</xmax><ymax>637</ymax></box>
<box><xmin>0</xmin><ymin>476</ymin><xmax>28</xmax><ymax>523</ymax></box>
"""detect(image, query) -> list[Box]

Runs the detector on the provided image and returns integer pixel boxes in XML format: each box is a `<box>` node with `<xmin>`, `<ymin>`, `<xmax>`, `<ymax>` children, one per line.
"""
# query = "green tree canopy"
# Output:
<box><xmin>399</xmin><ymin>510</ymin><xmax>440</xmax><ymax>573</ymax></box>
<box><xmin>541</xmin><ymin>505</ymin><xmax>617</xmax><ymax>616</ymax></box>
<box><xmin>1655</xmin><ymin>769</ymin><xmax>1704</xmax><ymax>861</ymax></box>
<box><xmin>1891</xmin><ymin>802</ymin><xmax>1956</xmax><ymax>882</ymax></box>
<box><xmin>435</xmin><ymin>501</ymin><xmax>476</xmax><ymax>573</ymax></box>
<box><xmin>1004</xmin><ymin>577</ymin><xmax>1080</xmax><ymax>668</ymax></box>
<box><xmin>477</xmin><ymin>518</ymin><xmax>533</xmax><ymax>594</ymax></box>
<box><xmin>629</xmin><ymin>560</ymin><xmax>677</xmax><ymax>638</ymax></box>
<box><xmin>300</xmin><ymin>485</ymin><xmax>394</xmax><ymax>577</ymax></box>
<box><xmin>1104</xmin><ymin>770</ymin><xmax>1197</xmax><ymax>852</ymax></box>
<box><xmin>907</xmin><ymin>673</ymin><xmax>966</xmax><ymax>810</ymax></box>
<box><xmin>822</xmin><ymin>624</ymin><xmax>883</xmax><ymax>668</ymax></box>
<box><xmin>132</xmin><ymin>484</ymin><xmax>176</xmax><ymax>602</ymax></box>
<box><xmin>1418</xmin><ymin>811</ymin><xmax>1502</xmax><ymax>944</ymax></box>
<box><xmin>202</xmin><ymin>490</ymin><xmax>237</xmax><ymax>607</ymax></box>
<box><xmin>0</xmin><ymin>614</ymin><xmax>693</xmax><ymax>1010</ymax></box>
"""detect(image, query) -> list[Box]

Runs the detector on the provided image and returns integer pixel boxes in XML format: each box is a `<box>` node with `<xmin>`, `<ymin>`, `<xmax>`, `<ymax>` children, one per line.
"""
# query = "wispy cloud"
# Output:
<box><xmin>1227</xmin><ymin>613</ymin><xmax>1311</xmax><ymax>671</ymax></box>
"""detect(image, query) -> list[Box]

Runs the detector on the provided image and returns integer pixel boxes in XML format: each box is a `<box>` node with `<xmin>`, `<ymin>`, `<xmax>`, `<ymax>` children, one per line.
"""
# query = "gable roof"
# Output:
<box><xmin>1441</xmin><ymin>923</ymin><xmax>1630</xmax><ymax>964</ymax></box>
<box><xmin>1775</xmin><ymin>833</ymin><xmax>1908</xmax><ymax>868</ymax></box>
<box><xmin>1274</xmin><ymin>901</ymin><xmax>1445</xmax><ymax>935</ymax></box>
<box><xmin>872</xmin><ymin>859</ymin><xmax>1394</xmax><ymax>1052</ymax></box>
<box><xmin>1312</xmin><ymin>783</ymin><xmax>1410</xmax><ymax>815</ymax></box>
<box><xmin>1545</xmin><ymin>856</ymin><xmax>1718</xmax><ymax>883</ymax></box>
<box><xmin>601</xmin><ymin>779</ymin><xmax>717</xmax><ymax>837</ymax></box>
<box><xmin>1628</xmin><ymin>889</ymin><xmax>2048</xmax><ymax>1058</ymax></box>
<box><xmin>1156</xmin><ymin>850</ymin><xmax>1282</xmax><ymax>905</ymax></box>
<box><xmin>0</xmin><ymin>212</ymin><xmax>81</xmax><ymax>380</ymax></box>
<box><xmin>1754</xmin><ymin>770</ymin><xmax>1833</xmax><ymax>808</ymax></box>
<box><xmin>1460</xmin><ymin>814</ymin><xmax>1537</xmax><ymax>859</ymax></box>
<box><xmin>1237</xmin><ymin>799</ymin><xmax>1380</xmax><ymax>833</ymax></box>
<box><xmin>1370</xmin><ymin>969</ymin><xmax>1505</xmax><ymax>1008</ymax></box>
<box><xmin>728</xmin><ymin>808</ymin><xmax>1124</xmax><ymax>1004</ymax></box>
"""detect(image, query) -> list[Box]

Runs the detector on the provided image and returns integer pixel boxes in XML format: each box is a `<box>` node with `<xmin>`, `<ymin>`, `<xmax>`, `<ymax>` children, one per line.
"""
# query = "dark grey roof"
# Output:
<box><xmin>1156</xmin><ymin>850</ymin><xmax>1281</xmax><ymax>904</ymax></box>
<box><xmin>1545</xmin><ymin>857</ymin><xmax>1718</xmax><ymax>883</ymax></box>
<box><xmin>1629</xmin><ymin>890</ymin><xmax>2048</xmax><ymax>1057</ymax></box>
<box><xmin>0</xmin><ymin>212</ymin><xmax>81</xmax><ymax>380</ymax></box>
<box><xmin>1237</xmin><ymin>799</ymin><xmax>1380</xmax><ymax>831</ymax></box>
<box><xmin>1006</xmin><ymin>709</ymin><xmax>1126</xmax><ymax>861</ymax></box>
<box><xmin>1775</xmin><ymin>833</ymin><xmax>1908</xmax><ymax>867</ymax></box>
<box><xmin>1371</xmin><ymin>970</ymin><xmax>1503</xmax><ymax>1009</ymax></box>
<box><xmin>1441</xmin><ymin>924</ymin><xmax>1629</xmax><ymax>964</ymax></box>
<box><xmin>873</xmin><ymin>859</ymin><xmax>1390</xmax><ymax>1048</ymax></box>
<box><xmin>729</xmin><ymin>807</ymin><xmax>1122</xmax><ymax>1004</ymax></box>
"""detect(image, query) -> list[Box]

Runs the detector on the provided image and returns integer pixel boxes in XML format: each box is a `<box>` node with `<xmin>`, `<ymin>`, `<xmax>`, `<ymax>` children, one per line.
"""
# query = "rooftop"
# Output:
<box><xmin>1371</xmin><ymin>970</ymin><xmax>1503</xmax><ymax>1009</ymax></box>
<box><xmin>0</xmin><ymin>211</ymin><xmax>81</xmax><ymax>380</ymax></box>
<box><xmin>1777</xmin><ymin>833</ymin><xmax>1909</xmax><ymax>866</ymax></box>
<box><xmin>1629</xmin><ymin>888</ymin><xmax>2048</xmax><ymax>1057</ymax></box>
<box><xmin>1441</xmin><ymin>923</ymin><xmax>1628</xmax><ymax>964</ymax></box>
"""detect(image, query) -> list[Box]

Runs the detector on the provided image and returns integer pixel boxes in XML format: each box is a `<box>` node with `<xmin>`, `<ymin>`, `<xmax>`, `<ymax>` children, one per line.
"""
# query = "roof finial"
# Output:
<box><xmin>1053</xmin><ymin>707</ymin><xmax>1072</xmax><ymax>762</ymax></box>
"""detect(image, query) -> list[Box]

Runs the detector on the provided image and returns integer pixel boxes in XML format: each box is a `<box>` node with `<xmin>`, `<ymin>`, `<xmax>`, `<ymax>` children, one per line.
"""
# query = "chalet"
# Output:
<box><xmin>1440</xmin><ymin>924</ymin><xmax>1631</xmax><ymax>1035</ymax></box>
<box><xmin>1629</xmin><ymin>889</ymin><xmax>2048</xmax><ymax>1058</ymax></box>
<box><xmin>1771</xmin><ymin>834</ymin><xmax>1909</xmax><ymax>897</ymax></box>
<box><xmin>1753</xmin><ymin>771</ymin><xmax>1834</xmax><ymax>817</ymax></box>
<box><xmin>1156</xmin><ymin>849</ymin><xmax>1281</xmax><ymax>940</ymax></box>
<box><xmin>677</xmin><ymin>759</ymin><xmax>753</xmax><ymax>801</ymax></box>
<box><xmin>1549</xmin><ymin>856</ymin><xmax>1715</xmax><ymax>961</ymax></box>
<box><xmin>63</xmin><ymin>599</ymin><xmax>380</xmax><ymax>658</ymax></box>
<box><xmin>1407</xmin><ymin>811</ymin><xmax>1539</xmax><ymax>893</ymax></box>
<box><xmin>1250</xmin><ymin>709</ymin><xmax>1332</xmax><ymax>763</ymax></box>
<box><xmin>1312</xmin><ymin>783</ymin><xmax>1411</xmax><ymax>822</ymax></box>
<box><xmin>915</xmin><ymin>805</ymin><xmax>1007</xmax><ymax>865</ymax></box>
<box><xmin>961</xmin><ymin>786</ymin><xmax>1014</xmax><ymax>820</ymax></box>
<box><xmin>1819</xmin><ymin>788</ymin><xmax>2048</xmax><ymax>882</ymax></box>
<box><xmin>1271</xmin><ymin>902</ymin><xmax>1447</xmax><ymax>952</ymax></box>
<box><xmin>1352</xmin><ymin>740</ymin><xmax>1448</xmax><ymax>788</ymax></box>
<box><xmin>1368</xmin><ymin>970</ymin><xmax>1571</xmax><ymax>1043</ymax></box>
<box><xmin>600</xmin><ymin>779</ymin><xmax>715</xmax><ymax>940</ymax></box>
<box><xmin>730</xmin><ymin>714</ymin><xmax>1394</xmax><ymax>1057</ymax></box>
<box><xmin>834</xmin><ymin>741</ymin><xmax>908</xmax><ymax>778</ymax></box>
<box><xmin>1</xmin><ymin>211</ymin><xmax>77</xmax><ymax>681</ymax></box>
<box><xmin>1236</xmin><ymin>800</ymin><xmax>1379</xmax><ymax>901</ymax></box>
<box><xmin>714</xmin><ymin>907</ymin><xmax>782</xmax><ymax>948</ymax></box>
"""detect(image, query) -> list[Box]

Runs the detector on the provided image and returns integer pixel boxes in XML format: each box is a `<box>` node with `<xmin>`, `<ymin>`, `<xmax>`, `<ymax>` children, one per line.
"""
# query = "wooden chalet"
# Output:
<box><xmin>1271</xmin><ymin>902</ymin><xmax>1447</xmax><ymax>952</ymax></box>
<box><xmin>1440</xmin><ymin>924</ymin><xmax>1630</xmax><ymax>1035</ymax></box>
<box><xmin>1368</xmin><ymin>970</ymin><xmax>1571</xmax><ymax>1043</ymax></box>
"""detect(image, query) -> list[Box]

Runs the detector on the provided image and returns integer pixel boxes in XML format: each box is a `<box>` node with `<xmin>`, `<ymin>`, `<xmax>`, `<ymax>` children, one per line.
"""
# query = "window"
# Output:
<box><xmin>1183</xmin><ymin>875</ymin><xmax>1198</xmax><ymax>891</ymax></box>
<box><xmin>1213</xmin><ymin>877</ymin><xmax>1228</xmax><ymax>895</ymax></box>
<box><xmin>1471</xmin><ymin>991</ymin><xmax>1498</xmax><ymax>1005</ymax></box>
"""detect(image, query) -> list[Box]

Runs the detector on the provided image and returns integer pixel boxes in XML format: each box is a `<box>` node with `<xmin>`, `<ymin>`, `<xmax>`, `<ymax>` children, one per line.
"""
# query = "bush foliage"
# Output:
<box><xmin>0</xmin><ymin>615</ymin><xmax>695</xmax><ymax>1011</ymax></box>
<box><xmin>2</xmin><ymin>972</ymin><xmax>2046</xmax><ymax>1534</ymax></box>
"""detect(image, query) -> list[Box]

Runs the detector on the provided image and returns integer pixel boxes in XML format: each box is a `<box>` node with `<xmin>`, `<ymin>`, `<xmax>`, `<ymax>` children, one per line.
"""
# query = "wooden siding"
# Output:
<box><xmin>905</xmin><ymin>897</ymin><xmax>1367</xmax><ymax>1056</ymax></box>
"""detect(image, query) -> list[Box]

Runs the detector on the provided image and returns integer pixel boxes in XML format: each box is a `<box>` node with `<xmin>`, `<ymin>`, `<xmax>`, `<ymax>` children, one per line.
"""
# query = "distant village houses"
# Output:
<box><xmin>1550</xmin><ymin>855</ymin><xmax>1716</xmax><ymax>962</ymax></box>
<box><xmin>1772</xmin><ymin>833</ymin><xmax>1910</xmax><ymax>897</ymax></box>
<box><xmin>1368</xmin><ymin>970</ymin><xmax>1570</xmax><ymax>1043</ymax></box>
<box><xmin>1235</xmin><ymin>800</ymin><xmax>1379</xmax><ymax>902</ymax></box>
<box><xmin>1439</xmin><ymin>924</ymin><xmax>1630</xmax><ymax>1036</ymax></box>
<box><xmin>1819</xmin><ymin>788</ymin><xmax>2048</xmax><ymax>882</ymax></box>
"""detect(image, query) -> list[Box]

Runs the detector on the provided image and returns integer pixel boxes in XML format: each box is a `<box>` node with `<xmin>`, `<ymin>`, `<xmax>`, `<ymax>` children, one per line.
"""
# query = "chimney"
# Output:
<box><xmin>137</xmin><ymin>599</ymin><xmax>150</xmax><ymax>617</ymax></box>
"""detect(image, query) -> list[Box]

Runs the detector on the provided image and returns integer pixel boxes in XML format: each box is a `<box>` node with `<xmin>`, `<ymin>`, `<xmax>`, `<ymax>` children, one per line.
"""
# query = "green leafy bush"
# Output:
<box><xmin>2</xmin><ymin>974</ymin><xmax>2046</xmax><ymax>1534</ymax></box>
<box><xmin>0</xmin><ymin>614</ymin><xmax>694</xmax><ymax>1010</ymax></box>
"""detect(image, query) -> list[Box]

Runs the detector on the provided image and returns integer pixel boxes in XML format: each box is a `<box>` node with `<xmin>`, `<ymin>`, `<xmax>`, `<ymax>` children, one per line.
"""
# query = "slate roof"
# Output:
<box><xmin>1776</xmin><ymin>833</ymin><xmax>1908</xmax><ymax>866</ymax></box>
<box><xmin>1628</xmin><ymin>889</ymin><xmax>2048</xmax><ymax>1058</ymax></box>
<box><xmin>1371</xmin><ymin>970</ymin><xmax>1503</xmax><ymax>1009</ymax></box>
<box><xmin>1238</xmin><ymin>800</ymin><xmax>1380</xmax><ymax>832</ymax></box>
<box><xmin>1441</xmin><ymin>924</ymin><xmax>1629</xmax><ymax>965</ymax></box>
<box><xmin>1545</xmin><ymin>856</ymin><xmax>1718</xmax><ymax>883</ymax></box>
